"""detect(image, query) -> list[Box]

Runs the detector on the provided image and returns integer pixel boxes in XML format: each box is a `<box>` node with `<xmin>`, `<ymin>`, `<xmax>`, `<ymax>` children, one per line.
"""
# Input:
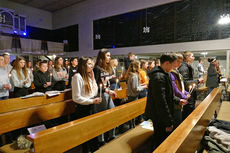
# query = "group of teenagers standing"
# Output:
<box><xmin>0</xmin><ymin>53</ymin><xmax>79</xmax><ymax>99</ymax></box>
<box><xmin>145</xmin><ymin>51</ymin><xmax>204</xmax><ymax>151</ymax></box>
<box><xmin>1</xmin><ymin>49</ymin><xmax>220</xmax><ymax>152</ymax></box>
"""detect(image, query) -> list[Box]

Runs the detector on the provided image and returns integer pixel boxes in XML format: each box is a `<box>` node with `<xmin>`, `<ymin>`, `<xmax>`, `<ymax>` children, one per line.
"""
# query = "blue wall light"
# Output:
<box><xmin>112</xmin><ymin>45</ymin><xmax>115</xmax><ymax>48</ymax></box>
<box><xmin>23</xmin><ymin>32</ymin><xmax>27</xmax><ymax>36</ymax></box>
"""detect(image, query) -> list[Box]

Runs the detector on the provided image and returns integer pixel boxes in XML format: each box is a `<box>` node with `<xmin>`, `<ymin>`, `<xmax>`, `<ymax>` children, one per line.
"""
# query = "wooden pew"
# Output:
<box><xmin>217</xmin><ymin>101</ymin><xmax>230</xmax><ymax>122</ymax></box>
<box><xmin>153</xmin><ymin>87</ymin><xmax>222</xmax><ymax>153</ymax></box>
<box><xmin>0</xmin><ymin>90</ymin><xmax>73</xmax><ymax>134</ymax></box>
<box><xmin>27</xmin><ymin>88</ymin><xmax>222</xmax><ymax>153</ymax></box>
<box><xmin>111</xmin><ymin>88</ymin><xmax>127</xmax><ymax>100</ymax></box>
<box><xmin>0</xmin><ymin>90</ymin><xmax>72</xmax><ymax>114</ymax></box>
<box><xmin>27</xmin><ymin>97</ymin><xmax>147</xmax><ymax>153</ymax></box>
<box><xmin>0</xmin><ymin>90</ymin><xmax>75</xmax><ymax>153</ymax></box>
<box><xmin>0</xmin><ymin>99</ymin><xmax>75</xmax><ymax>134</ymax></box>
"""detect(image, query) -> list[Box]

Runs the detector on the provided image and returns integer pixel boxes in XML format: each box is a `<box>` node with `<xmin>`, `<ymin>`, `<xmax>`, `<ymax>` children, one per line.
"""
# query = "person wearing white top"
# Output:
<box><xmin>0</xmin><ymin>56</ymin><xmax>11</xmax><ymax>100</ymax></box>
<box><xmin>71</xmin><ymin>57</ymin><xmax>102</xmax><ymax>153</ymax></box>
<box><xmin>3</xmin><ymin>53</ymin><xmax>12</xmax><ymax>74</ymax></box>
<box><xmin>72</xmin><ymin>57</ymin><xmax>101</xmax><ymax>112</ymax></box>
<box><xmin>11</xmin><ymin>57</ymin><xmax>31</xmax><ymax>98</ymax></box>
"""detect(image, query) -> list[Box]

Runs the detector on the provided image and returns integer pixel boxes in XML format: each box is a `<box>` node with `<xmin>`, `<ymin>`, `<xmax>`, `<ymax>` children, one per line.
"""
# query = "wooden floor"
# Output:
<box><xmin>217</xmin><ymin>101</ymin><xmax>230</xmax><ymax>122</ymax></box>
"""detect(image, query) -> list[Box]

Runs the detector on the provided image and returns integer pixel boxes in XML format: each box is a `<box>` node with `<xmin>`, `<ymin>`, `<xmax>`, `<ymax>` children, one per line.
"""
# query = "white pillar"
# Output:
<box><xmin>226</xmin><ymin>50</ymin><xmax>230</xmax><ymax>78</ymax></box>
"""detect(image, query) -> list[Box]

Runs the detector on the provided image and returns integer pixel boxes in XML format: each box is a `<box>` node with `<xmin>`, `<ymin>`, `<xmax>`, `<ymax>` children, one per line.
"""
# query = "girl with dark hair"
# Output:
<box><xmin>72</xmin><ymin>57</ymin><xmax>101</xmax><ymax>107</ymax></box>
<box><xmin>67</xmin><ymin>57</ymin><xmax>78</xmax><ymax>88</ymax></box>
<box><xmin>93</xmin><ymin>48</ymin><xmax>116</xmax><ymax>143</ymax></box>
<box><xmin>52</xmin><ymin>57</ymin><xmax>68</xmax><ymax>91</ymax></box>
<box><xmin>72</xmin><ymin>57</ymin><xmax>101</xmax><ymax>153</ymax></box>
<box><xmin>11</xmin><ymin>57</ymin><xmax>31</xmax><ymax>97</ymax></box>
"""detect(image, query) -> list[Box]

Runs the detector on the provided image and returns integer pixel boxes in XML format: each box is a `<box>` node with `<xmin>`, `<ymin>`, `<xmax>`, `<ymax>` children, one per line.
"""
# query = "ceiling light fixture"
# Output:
<box><xmin>218</xmin><ymin>14</ymin><xmax>230</xmax><ymax>25</ymax></box>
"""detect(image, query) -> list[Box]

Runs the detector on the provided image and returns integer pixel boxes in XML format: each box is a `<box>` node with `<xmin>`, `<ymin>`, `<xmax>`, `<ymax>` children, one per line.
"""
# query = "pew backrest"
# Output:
<box><xmin>153</xmin><ymin>87</ymin><xmax>222</xmax><ymax>153</ymax></box>
<box><xmin>27</xmin><ymin>97</ymin><xmax>147</xmax><ymax>153</ymax></box>
<box><xmin>0</xmin><ymin>90</ymin><xmax>72</xmax><ymax>113</ymax></box>
<box><xmin>0</xmin><ymin>90</ymin><xmax>74</xmax><ymax>134</ymax></box>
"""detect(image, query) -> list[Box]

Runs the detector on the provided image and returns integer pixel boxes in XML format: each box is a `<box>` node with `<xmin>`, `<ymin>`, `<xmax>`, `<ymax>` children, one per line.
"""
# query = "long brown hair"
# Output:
<box><xmin>95</xmin><ymin>48</ymin><xmax>111</xmax><ymax>73</ymax></box>
<box><xmin>77</xmin><ymin>57</ymin><xmax>91</xmax><ymax>94</ymax></box>
<box><xmin>12</xmin><ymin>56</ymin><xmax>28</xmax><ymax>80</ymax></box>
<box><xmin>126</xmin><ymin>60</ymin><xmax>140</xmax><ymax>80</ymax></box>
<box><xmin>54</xmin><ymin>57</ymin><xmax>65</xmax><ymax>72</ymax></box>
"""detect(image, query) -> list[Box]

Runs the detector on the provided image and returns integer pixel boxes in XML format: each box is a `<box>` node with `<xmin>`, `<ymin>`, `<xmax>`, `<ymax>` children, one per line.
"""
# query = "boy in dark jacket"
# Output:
<box><xmin>145</xmin><ymin>53</ymin><xmax>187</xmax><ymax>150</ymax></box>
<box><xmin>34</xmin><ymin>61</ymin><xmax>52</xmax><ymax>93</ymax></box>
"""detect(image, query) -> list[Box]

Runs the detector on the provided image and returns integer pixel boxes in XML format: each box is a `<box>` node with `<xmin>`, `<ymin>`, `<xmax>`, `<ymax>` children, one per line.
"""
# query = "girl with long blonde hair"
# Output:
<box><xmin>11</xmin><ymin>56</ymin><xmax>31</xmax><ymax>97</ymax></box>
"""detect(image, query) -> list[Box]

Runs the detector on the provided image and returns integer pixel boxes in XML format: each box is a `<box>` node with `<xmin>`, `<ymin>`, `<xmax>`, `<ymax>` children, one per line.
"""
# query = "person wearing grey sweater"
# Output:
<box><xmin>127</xmin><ymin>61</ymin><xmax>147</xmax><ymax>102</ymax></box>
<box><xmin>0</xmin><ymin>56</ymin><xmax>11</xmax><ymax>100</ymax></box>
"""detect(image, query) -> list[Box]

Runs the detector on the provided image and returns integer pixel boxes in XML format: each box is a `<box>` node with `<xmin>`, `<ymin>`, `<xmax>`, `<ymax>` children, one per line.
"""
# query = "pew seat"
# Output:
<box><xmin>0</xmin><ymin>142</ymin><xmax>30</xmax><ymax>153</ymax></box>
<box><xmin>95</xmin><ymin>122</ymin><xmax>153</xmax><ymax>153</ymax></box>
<box><xmin>217</xmin><ymin>101</ymin><xmax>230</xmax><ymax>122</ymax></box>
<box><xmin>197</xmin><ymin>85</ymin><xmax>208</xmax><ymax>92</ymax></box>
<box><xmin>227</xmin><ymin>86</ymin><xmax>230</xmax><ymax>93</ymax></box>
<box><xmin>111</xmin><ymin>88</ymin><xmax>127</xmax><ymax>100</ymax></box>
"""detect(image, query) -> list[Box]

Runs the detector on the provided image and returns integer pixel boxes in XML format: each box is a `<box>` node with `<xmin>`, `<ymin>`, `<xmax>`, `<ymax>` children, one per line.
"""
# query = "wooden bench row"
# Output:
<box><xmin>26</xmin><ymin>88</ymin><xmax>221</xmax><ymax>153</ymax></box>
<box><xmin>0</xmin><ymin>90</ymin><xmax>73</xmax><ymax>135</ymax></box>
<box><xmin>217</xmin><ymin>101</ymin><xmax>230</xmax><ymax>122</ymax></box>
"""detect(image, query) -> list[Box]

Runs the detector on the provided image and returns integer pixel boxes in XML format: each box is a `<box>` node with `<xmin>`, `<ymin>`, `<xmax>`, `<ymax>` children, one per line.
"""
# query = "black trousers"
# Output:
<box><xmin>13</xmin><ymin>87</ymin><xmax>29</xmax><ymax>98</ymax></box>
<box><xmin>53</xmin><ymin>81</ymin><xmax>66</xmax><ymax>91</ymax></box>
<box><xmin>151</xmin><ymin>123</ymin><xmax>172</xmax><ymax>151</ymax></box>
<box><xmin>73</xmin><ymin>104</ymin><xmax>99</xmax><ymax>153</ymax></box>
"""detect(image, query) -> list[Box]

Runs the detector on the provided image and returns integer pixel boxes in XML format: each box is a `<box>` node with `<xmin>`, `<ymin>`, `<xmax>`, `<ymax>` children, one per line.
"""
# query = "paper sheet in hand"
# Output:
<box><xmin>27</xmin><ymin>124</ymin><xmax>46</xmax><ymax>134</ymax></box>
<box><xmin>140</xmin><ymin>121</ymin><xmax>154</xmax><ymax>130</ymax></box>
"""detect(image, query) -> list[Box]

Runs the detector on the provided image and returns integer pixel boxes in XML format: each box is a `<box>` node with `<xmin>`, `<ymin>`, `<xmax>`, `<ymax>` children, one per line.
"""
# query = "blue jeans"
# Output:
<box><xmin>0</xmin><ymin>96</ymin><xmax>9</xmax><ymax>100</ymax></box>
<box><xmin>208</xmin><ymin>87</ymin><xmax>215</xmax><ymax>94</ymax></box>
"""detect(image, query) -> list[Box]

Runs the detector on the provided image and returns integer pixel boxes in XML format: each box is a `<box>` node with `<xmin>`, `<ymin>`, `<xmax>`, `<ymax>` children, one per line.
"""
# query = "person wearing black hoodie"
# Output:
<box><xmin>145</xmin><ymin>53</ymin><xmax>187</xmax><ymax>151</ymax></box>
<box><xmin>67</xmin><ymin>57</ymin><xmax>78</xmax><ymax>88</ymax></box>
<box><xmin>33</xmin><ymin>61</ymin><xmax>52</xmax><ymax>93</ymax></box>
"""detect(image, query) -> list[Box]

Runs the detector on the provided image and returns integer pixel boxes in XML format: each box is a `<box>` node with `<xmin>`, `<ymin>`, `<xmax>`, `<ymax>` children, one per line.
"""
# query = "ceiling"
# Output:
<box><xmin>7</xmin><ymin>0</ymin><xmax>86</xmax><ymax>12</ymax></box>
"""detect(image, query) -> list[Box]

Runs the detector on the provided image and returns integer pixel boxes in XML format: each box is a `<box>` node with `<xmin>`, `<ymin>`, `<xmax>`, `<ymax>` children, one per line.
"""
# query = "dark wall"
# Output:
<box><xmin>26</xmin><ymin>24</ymin><xmax>79</xmax><ymax>52</ymax></box>
<box><xmin>93</xmin><ymin>0</ymin><xmax>229</xmax><ymax>50</ymax></box>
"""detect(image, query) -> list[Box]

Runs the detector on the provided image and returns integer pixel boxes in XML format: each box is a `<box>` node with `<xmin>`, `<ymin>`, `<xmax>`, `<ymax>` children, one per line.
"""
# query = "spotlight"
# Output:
<box><xmin>23</xmin><ymin>32</ymin><xmax>27</xmax><ymax>36</ymax></box>
<box><xmin>218</xmin><ymin>14</ymin><xmax>230</xmax><ymax>25</ymax></box>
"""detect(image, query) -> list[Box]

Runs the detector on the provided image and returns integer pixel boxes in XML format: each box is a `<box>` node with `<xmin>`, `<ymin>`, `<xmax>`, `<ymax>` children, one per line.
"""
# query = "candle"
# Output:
<box><xmin>67</xmin><ymin>66</ymin><xmax>70</xmax><ymax>76</ymax></box>
<box><xmin>115</xmin><ymin>79</ymin><xmax>119</xmax><ymax>90</ymax></box>
<box><xmin>99</xmin><ymin>84</ymin><xmax>102</xmax><ymax>98</ymax></box>
<box><xmin>50</xmin><ymin>73</ymin><xmax>52</xmax><ymax>82</ymax></box>
<box><xmin>189</xmin><ymin>85</ymin><xmax>192</xmax><ymax>93</ymax></box>
<box><xmin>190</xmin><ymin>83</ymin><xmax>196</xmax><ymax>94</ymax></box>
<box><xmin>120</xmin><ymin>66</ymin><xmax>124</xmax><ymax>78</ymax></box>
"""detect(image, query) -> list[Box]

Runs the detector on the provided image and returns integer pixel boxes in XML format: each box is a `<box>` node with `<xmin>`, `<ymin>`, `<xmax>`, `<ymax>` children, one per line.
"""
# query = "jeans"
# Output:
<box><xmin>208</xmin><ymin>87</ymin><xmax>215</xmax><ymax>94</ymax></box>
<box><xmin>0</xmin><ymin>96</ymin><xmax>9</xmax><ymax>100</ymax></box>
